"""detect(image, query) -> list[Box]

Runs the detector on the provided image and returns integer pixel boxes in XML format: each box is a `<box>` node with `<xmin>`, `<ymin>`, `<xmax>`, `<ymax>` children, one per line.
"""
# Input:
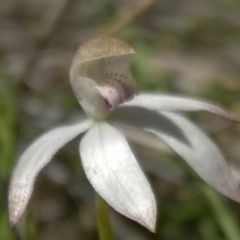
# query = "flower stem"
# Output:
<box><xmin>201</xmin><ymin>185</ymin><xmax>240</xmax><ymax>240</ymax></box>
<box><xmin>96</xmin><ymin>194</ymin><xmax>115</xmax><ymax>240</ymax></box>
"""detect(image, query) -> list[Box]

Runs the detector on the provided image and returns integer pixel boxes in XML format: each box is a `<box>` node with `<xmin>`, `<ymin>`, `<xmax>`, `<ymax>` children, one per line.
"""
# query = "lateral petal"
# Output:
<box><xmin>80</xmin><ymin>122</ymin><xmax>156</xmax><ymax>231</ymax></box>
<box><xmin>113</xmin><ymin>107</ymin><xmax>240</xmax><ymax>202</ymax></box>
<box><xmin>124</xmin><ymin>94</ymin><xmax>240</xmax><ymax>123</ymax></box>
<box><xmin>9</xmin><ymin>120</ymin><xmax>92</xmax><ymax>227</ymax></box>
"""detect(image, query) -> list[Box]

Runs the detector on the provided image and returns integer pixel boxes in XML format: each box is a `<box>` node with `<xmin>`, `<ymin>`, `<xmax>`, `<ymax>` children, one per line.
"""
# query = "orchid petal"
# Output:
<box><xmin>124</xmin><ymin>94</ymin><xmax>240</xmax><ymax>123</ymax></box>
<box><xmin>80</xmin><ymin>122</ymin><xmax>156</xmax><ymax>231</ymax></box>
<box><xmin>9</xmin><ymin>120</ymin><xmax>92</xmax><ymax>227</ymax></box>
<box><xmin>113</xmin><ymin>107</ymin><xmax>240</xmax><ymax>202</ymax></box>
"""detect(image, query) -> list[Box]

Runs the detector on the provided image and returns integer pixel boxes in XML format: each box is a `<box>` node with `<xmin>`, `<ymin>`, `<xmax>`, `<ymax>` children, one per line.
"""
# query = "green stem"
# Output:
<box><xmin>96</xmin><ymin>194</ymin><xmax>115</xmax><ymax>240</ymax></box>
<box><xmin>201</xmin><ymin>185</ymin><xmax>240</xmax><ymax>240</ymax></box>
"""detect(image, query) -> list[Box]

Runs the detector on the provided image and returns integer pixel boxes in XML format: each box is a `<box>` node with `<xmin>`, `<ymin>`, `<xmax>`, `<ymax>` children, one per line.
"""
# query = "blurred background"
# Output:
<box><xmin>1</xmin><ymin>0</ymin><xmax>240</xmax><ymax>239</ymax></box>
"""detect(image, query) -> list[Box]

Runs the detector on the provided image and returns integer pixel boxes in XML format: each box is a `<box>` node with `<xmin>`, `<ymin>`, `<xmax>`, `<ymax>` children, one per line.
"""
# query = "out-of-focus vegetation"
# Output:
<box><xmin>1</xmin><ymin>0</ymin><xmax>240</xmax><ymax>239</ymax></box>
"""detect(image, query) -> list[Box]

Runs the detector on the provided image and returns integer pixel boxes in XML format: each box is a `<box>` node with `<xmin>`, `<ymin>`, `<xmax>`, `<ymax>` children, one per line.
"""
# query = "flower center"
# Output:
<box><xmin>96</xmin><ymin>56</ymin><xmax>136</xmax><ymax>110</ymax></box>
<box><xmin>70</xmin><ymin>55</ymin><xmax>136</xmax><ymax>120</ymax></box>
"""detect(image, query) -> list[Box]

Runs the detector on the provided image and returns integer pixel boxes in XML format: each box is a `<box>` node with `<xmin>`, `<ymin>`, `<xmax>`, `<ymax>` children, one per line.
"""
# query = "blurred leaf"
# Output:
<box><xmin>131</xmin><ymin>45</ymin><xmax>174</xmax><ymax>92</ymax></box>
<box><xmin>201</xmin><ymin>184</ymin><xmax>240</xmax><ymax>240</ymax></box>
<box><xmin>0</xmin><ymin>66</ymin><xmax>17</xmax><ymax>179</ymax></box>
<box><xmin>0</xmin><ymin>62</ymin><xmax>17</xmax><ymax>240</ymax></box>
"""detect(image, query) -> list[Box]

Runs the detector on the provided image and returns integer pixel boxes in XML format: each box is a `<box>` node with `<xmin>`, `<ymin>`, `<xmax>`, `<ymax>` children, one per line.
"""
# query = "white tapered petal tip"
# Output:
<box><xmin>9</xmin><ymin>181</ymin><xmax>29</xmax><ymax>228</ymax></box>
<box><xmin>138</xmin><ymin>207</ymin><xmax>156</xmax><ymax>232</ymax></box>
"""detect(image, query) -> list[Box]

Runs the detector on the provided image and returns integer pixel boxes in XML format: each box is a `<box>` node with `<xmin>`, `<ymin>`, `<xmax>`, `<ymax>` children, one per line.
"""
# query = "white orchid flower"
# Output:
<box><xmin>8</xmin><ymin>38</ymin><xmax>240</xmax><ymax>232</ymax></box>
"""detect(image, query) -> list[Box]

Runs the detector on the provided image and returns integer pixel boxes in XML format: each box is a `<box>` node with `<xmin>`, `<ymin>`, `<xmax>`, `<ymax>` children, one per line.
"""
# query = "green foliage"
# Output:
<box><xmin>0</xmin><ymin>64</ymin><xmax>17</xmax><ymax>240</ymax></box>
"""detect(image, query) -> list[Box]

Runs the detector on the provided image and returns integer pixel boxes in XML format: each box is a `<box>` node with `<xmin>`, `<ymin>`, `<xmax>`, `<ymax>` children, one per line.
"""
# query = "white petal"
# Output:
<box><xmin>9</xmin><ymin>120</ymin><xmax>92</xmax><ymax>227</ymax></box>
<box><xmin>113</xmin><ymin>107</ymin><xmax>240</xmax><ymax>202</ymax></box>
<box><xmin>80</xmin><ymin>122</ymin><xmax>156</xmax><ymax>231</ymax></box>
<box><xmin>124</xmin><ymin>94</ymin><xmax>240</xmax><ymax>123</ymax></box>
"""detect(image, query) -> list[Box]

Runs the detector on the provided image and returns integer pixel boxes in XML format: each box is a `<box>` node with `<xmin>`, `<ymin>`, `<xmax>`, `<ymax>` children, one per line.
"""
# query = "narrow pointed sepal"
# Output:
<box><xmin>155</xmin><ymin>112</ymin><xmax>240</xmax><ymax>202</ymax></box>
<box><xmin>113</xmin><ymin>107</ymin><xmax>240</xmax><ymax>203</ymax></box>
<box><xmin>8</xmin><ymin>120</ymin><xmax>92</xmax><ymax>227</ymax></box>
<box><xmin>80</xmin><ymin>122</ymin><xmax>156</xmax><ymax>231</ymax></box>
<box><xmin>124</xmin><ymin>94</ymin><xmax>240</xmax><ymax>123</ymax></box>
